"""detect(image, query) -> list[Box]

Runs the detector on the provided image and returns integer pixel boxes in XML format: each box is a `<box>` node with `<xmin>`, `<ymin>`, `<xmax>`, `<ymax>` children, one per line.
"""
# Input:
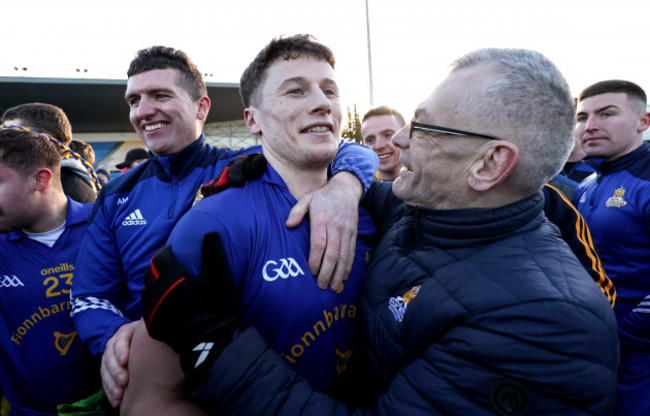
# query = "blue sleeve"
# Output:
<box><xmin>330</xmin><ymin>140</ymin><xmax>379</xmax><ymax>196</ymax></box>
<box><xmin>71</xmin><ymin>201</ymin><xmax>132</xmax><ymax>355</ymax></box>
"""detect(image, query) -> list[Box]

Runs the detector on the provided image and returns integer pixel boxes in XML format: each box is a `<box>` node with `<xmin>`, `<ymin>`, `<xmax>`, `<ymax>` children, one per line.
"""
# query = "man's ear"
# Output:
<box><xmin>637</xmin><ymin>111</ymin><xmax>650</xmax><ymax>133</ymax></box>
<box><xmin>33</xmin><ymin>168</ymin><xmax>54</xmax><ymax>192</ymax></box>
<box><xmin>197</xmin><ymin>96</ymin><xmax>211</xmax><ymax>121</ymax></box>
<box><xmin>244</xmin><ymin>108</ymin><xmax>262</xmax><ymax>135</ymax></box>
<box><xmin>468</xmin><ymin>141</ymin><xmax>519</xmax><ymax>192</ymax></box>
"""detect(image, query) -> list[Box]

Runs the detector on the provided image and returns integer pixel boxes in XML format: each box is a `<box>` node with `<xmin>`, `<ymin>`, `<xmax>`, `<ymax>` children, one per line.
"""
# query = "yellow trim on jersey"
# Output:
<box><xmin>545</xmin><ymin>183</ymin><xmax>616</xmax><ymax>307</ymax></box>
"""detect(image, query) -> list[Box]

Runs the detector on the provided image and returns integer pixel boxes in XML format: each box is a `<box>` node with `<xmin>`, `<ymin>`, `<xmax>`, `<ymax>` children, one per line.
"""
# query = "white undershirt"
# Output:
<box><xmin>22</xmin><ymin>221</ymin><xmax>66</xmax><ymax>248</ymax></box>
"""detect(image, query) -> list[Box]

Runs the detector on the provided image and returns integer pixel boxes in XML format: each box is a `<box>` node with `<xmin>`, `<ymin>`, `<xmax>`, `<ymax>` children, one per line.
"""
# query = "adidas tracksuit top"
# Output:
<box><xmin>70</xmin><ymin>136</ymin><xmax>378</xmax><ymax>356</ymax></box>
<box><xmin>168</xmin><ymin>163</ymin><xmax>377</xmax><ymax>393</ymax></box>
<box><xmin>0</xmin><ymin>199</ymin><xmax>100</xmax><ymax>415</ymax></box>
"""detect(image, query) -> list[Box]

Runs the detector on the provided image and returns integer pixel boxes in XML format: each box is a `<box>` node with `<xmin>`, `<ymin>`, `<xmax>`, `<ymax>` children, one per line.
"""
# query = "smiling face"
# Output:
<box><xmin>391</xmin><ymin>67</ymin><xmax>489</xmax><ymax>209</ymax></box>
<box><xmin>125</xmin><ymin>68</ymin><xmax>210</xmax><ymax>156</ymax></box>
<box><xmin>245</xmin><ymin>57</ymin><xmax>341</xmax><ymax>172</ymax></box>
<box><xmin>361</xmin><ymin>114</ymin><xmax>403</xmax><ymax>180</ymax></box>
<box><xmin>575</xmin><ymin>92</ymin><xmax>649</xmax><ymax>161</ymax></box>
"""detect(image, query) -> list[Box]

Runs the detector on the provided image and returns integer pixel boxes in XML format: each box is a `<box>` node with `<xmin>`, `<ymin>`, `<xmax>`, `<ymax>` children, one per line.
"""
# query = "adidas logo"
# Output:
<box><xmin>122</xmin><ymin>209</ymin><xmax>147</xmax><ymax>226</ymax></box>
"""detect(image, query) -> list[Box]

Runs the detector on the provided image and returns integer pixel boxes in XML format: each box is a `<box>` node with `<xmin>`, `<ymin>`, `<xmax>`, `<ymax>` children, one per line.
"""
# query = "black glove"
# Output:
<box><xmin>142</xmin><ymin>232</ymin><xmax>238</xmax><ymax>380</ymax></box>
<box><xmin>200</xmin><ymin>153</ymin><xmax>267</xmax><ymax>197</ymax></box>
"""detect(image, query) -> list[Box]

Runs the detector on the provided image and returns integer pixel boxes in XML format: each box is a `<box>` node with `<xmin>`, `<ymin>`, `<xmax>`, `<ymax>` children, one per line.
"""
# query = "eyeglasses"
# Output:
<box><xmin>409</xmin><ymin>122</ymin><xmax>502</xmax><ymax>141</ymax></box>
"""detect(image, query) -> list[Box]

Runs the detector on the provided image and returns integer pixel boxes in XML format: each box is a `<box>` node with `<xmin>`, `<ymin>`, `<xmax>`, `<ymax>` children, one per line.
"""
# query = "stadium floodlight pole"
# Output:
<box><xmin>365</xmin><ymin>0</ymin><xmax>374</xmax><ymax>107</ymax></box>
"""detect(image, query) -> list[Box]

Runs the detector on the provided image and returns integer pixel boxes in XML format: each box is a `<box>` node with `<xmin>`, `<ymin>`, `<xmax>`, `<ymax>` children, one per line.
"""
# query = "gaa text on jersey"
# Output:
<box><xmin>262</xmin><ymin>258</ymin><xmax>305</xmax><ymax>281</ymax></box>
<box><xmin>1</xmin><ymin>274</ymin><xmax>25</xmax><ymax>288</ymax></box>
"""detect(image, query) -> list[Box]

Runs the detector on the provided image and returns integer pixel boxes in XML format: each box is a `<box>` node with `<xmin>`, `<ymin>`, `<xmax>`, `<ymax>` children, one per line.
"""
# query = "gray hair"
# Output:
<box><xmin>450</xmin><ymin>48</ymin><xmax>574</xmax><ymax>196</ymax></box>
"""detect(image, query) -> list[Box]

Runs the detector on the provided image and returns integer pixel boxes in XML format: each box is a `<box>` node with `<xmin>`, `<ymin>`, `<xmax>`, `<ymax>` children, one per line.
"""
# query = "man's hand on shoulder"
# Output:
<box><xmin>286</xmin><ymin>171</ymin><xmax>362</xmax><ymax>291</ymax></box>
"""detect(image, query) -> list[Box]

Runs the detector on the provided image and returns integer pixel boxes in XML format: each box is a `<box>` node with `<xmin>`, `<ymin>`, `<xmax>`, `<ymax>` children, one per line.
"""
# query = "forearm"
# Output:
<box><xmin>328</xmin><ymin>171</ymin><xmax>363</xmax><ymax>202</ymax></box>
<box><xmin>121</xmin><ymin>321</ymin><xmax>206</xmax><ymax>416</ymax></box>
<box><xmin>72</xmin><ymin>298</ymin><xmax>131</xmax><ymax>354</ymax></box>
<box><xmin>331</xmin><ymin>140</ymin><xmax>378</xmax><ymax>195</ymax></box>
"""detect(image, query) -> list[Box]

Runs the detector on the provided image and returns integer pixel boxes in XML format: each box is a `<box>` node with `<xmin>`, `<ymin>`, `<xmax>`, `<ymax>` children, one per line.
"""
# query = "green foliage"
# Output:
<box><xmin>341</xmin><ymin>104</ymin><xmax>363</xmax><ymax>144</ymax></box>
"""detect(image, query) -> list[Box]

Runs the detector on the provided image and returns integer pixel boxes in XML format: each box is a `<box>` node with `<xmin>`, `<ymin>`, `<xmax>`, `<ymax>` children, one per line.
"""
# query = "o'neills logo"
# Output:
<box><xmin>40</xmin><ymin>263</ymin><xmax>74</xmax><ymax>276</ymax></box>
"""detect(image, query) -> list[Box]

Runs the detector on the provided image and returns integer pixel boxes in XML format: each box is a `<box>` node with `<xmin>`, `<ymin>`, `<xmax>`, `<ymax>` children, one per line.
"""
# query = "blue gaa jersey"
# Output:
<box><xmin>0</xmin><ymin>199</ymin><xmax>99</xmax><ymax>416</ymax></box>
<box><xmin>169</xmin><ymin>164</ymin><xmax>377</xmax><ymax>393</ymax></box>
<box><xmin>71</xmin><ymin>137</ymin><xmax>377</xmax><ymax>355</ymax></box>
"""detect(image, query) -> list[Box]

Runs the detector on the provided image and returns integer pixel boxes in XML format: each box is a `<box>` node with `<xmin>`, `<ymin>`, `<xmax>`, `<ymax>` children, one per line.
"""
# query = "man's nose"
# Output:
<box><xmin>392</xmin><ymin>125</ymin><xmax>410</xmax><ymax>149</ymax></box>
<box><xmin>584</xmin><ymin>115</ymin><xmax>599</xmax><ymax>131</ymax></box>
<box><xmin>375</xmin><ymin>136</ymin><xmax>388</xmax><ymax>150</ymax></box>
<box><xmin>135</xmin><ymin>97</ymin><xmax>156</xmax><ymax>119</ymax></box>
<box><xmin>310</xmin><ymin>89</ymin><xmax>332</xmax><ymax>114</ymax></box>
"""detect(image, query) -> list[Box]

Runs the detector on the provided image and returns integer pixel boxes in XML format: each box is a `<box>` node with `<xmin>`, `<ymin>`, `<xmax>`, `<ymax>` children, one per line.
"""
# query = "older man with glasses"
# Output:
<box><xmin>136</xmin><ymin>48</ymin><xmax>619</xmax><ymax>415</ymax></box>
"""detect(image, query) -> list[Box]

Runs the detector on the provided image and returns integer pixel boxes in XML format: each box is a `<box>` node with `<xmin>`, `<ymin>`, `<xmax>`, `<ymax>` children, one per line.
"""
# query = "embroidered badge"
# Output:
<box><xmin>605</xmin><ymin>186</ymin><xmax>628</xmax><ymax>208</ymax></box>
<box><xmin>192</xmin><ymin>187</ymin><xmax>204</xmax><ymax>206</ymax></box>
<box><xmin>388</xmin><ymin>285</ymin><xmax>421</xmax><ymax>322</ymax></box>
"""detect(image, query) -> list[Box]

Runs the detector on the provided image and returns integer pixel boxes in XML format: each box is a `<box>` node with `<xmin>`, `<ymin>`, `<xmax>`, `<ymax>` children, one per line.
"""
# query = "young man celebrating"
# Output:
<box><xmin>70</xmin><ymin>45</ymin><xmax>377</xmax><ymax>408</ymax></box>
<box><xmin>574</xmin><ymin>80</ymin><xmax>650</xmax><ymax>416</ymax></box>
<box><xmin>361</xmin><ymin>106</ymin><xmax>405</xmax><ymax>181</ymax></box>
<box><xmin>0</xmin><ymin>128</ymin><xmax>100</xmax><ymax>415</ymax></box>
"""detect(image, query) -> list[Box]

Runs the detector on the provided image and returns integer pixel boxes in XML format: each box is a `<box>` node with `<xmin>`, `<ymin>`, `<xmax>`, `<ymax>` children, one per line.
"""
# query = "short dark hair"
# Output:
<box><xmin>362</xmin><ymin>105</ymin><xmax>406</xmax><ymax>127</ymax></box>
<box><xmin>240</xmin><ymin>34</ymin><xmax>335</xmax><ymax>108</ymax></box>
<box><xmin>578</xmin><ymin>80</ymin><xmax>647</xmax><ymax>106</ymax></box>
<box><xmin>0</xmin><ymin>128</ymin><xmax>61</xmax><ymax>177</ymax></box>
<box><xmin>127</xmin><ymin>46</ymin><xmax>207</xmax><ymax>101</ymax></box>
<box><xmin>1</xmin><ymin>102</ymin><xmax>73</xmax><ymax>146</ymax></box>
<box><xmin>68</xmin><ymin>139</ymin><xmax>95</xmax><ymax>166</ymax></box>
